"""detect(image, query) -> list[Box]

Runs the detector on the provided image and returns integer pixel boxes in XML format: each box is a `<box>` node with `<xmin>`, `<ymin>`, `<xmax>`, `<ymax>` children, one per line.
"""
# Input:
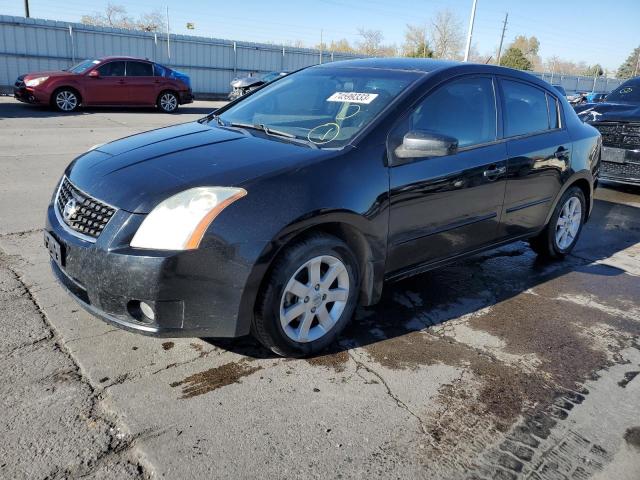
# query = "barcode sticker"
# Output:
<box><xmin>327</xmin><ymin>92</ymin><xmax>378</xmax><ymax>104</ymax></box>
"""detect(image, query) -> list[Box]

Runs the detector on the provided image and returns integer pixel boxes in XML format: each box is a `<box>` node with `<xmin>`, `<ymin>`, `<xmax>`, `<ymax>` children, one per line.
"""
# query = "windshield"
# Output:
<box><xmin>68</xmin><ymin>59</ymin><xmax>100</xmax><ymax>74</ymax></box>
<box><xmin>216</xmin><ymin>67</ymin><xmax>419</xmax><ymax>148</ymax></box>
<box><xmin>605</xmin><ymin>80</ymin><xmax>640</xmax><ymax>104</ymax></box>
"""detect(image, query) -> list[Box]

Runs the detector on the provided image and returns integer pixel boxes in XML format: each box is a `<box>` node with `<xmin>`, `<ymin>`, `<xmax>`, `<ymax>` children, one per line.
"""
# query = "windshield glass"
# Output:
<box><xmin>216</xmin><ymin>67</ymin><xmax>419</xmax><ymax>148</ymax></box>
<box><xmin>68</xmin><ymin>59</ymin><xmax>100</xmax><ymax>74</ymax></box>
<box><xmin>605</xmin><ymin>80</ymin><xmax>640</xmax><ymax>104</ymax></box>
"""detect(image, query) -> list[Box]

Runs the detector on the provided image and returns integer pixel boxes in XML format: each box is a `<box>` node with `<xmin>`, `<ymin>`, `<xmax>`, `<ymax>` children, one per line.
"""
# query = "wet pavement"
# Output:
<box><xmin>1</xmin><ymin>97</ymin><xmax>639</xmax><ymax>479</ymax></box>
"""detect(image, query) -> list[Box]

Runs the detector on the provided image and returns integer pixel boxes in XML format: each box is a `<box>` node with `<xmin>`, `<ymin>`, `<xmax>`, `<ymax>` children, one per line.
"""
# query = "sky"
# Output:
<box><xmin>1</xmin><ymin>0</ymin><xmax>638</xmax><ymax>73</ymax></box>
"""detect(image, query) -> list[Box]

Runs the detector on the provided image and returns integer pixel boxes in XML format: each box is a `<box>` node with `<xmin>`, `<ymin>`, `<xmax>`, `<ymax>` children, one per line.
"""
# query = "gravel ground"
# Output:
<box><xmin>1</xmin><ymin>97</ymin><xmax>639</xmax><ymax>479</ymax></box>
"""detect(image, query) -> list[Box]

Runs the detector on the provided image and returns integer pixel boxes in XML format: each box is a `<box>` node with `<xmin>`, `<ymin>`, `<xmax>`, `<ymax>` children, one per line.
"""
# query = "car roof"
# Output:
<box><xmin>315</xmin><ymin>57</ymin><xmax>460</xmax><ymax>73</ymax></box>
<box><xmin>98</xmin><ymin>56</ymin><xmax>153</xmax><ymax>62</ymax></box>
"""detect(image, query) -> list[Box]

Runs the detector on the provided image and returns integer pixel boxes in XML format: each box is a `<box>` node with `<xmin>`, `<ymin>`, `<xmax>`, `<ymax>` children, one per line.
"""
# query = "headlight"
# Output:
<box><xmin>24</xmin><ymin>76</ymin><xmax>49</xmax><ymax>87</ymax></box>
<box><xmin>130</xmin><ymin>187</ymin><xmax>247</xmax><ymax>250</ymax></box>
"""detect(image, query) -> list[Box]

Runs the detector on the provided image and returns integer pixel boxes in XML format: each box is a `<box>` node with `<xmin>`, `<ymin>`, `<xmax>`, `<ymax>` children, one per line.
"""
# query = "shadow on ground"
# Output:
<box><xmin>206</xmin><ymin>196</ymin><xmax>640</xmax><ymax>359</ymax></box>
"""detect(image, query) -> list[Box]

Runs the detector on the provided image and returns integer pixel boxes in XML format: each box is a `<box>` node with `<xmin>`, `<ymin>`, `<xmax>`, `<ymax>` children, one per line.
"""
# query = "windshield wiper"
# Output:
<box><xmin>229</xmin><ymin>122</ymin><xmax>318</xmax><ymax>149</ymax></box>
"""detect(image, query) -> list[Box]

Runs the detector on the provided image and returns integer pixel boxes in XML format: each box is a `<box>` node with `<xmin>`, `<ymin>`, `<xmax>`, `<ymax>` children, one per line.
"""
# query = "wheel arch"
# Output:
<box><xmin>50</xmin><ymin>85</ymin><xmax>83</xmax><ymax>107</ymax></box>
<box><xmin>235</xmin><ymin>214</ymin><xmax>386</xmax><ymax>337</ymax></box>
<box><xmin>544</xmin><ymin>171</ymin><xmax>594</xmax><ymax>226</ymax></box>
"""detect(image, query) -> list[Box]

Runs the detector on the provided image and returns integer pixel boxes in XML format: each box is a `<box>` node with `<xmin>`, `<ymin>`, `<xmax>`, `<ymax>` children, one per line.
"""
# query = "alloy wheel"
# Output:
<box><xmin>160</xmin><ymin>93</ymin><xmax>177</xmax><ymax>112</ymax></box>
<box><xmin>555</xmin><ymin>196</ymin><xmax>582</xmax><ymax>250</ymax></box>
<box><xmin>279</xmin><ymin>255</ymin><xmax>350</xmax><ymax>343</ymax></box>
<box><xmin>56</xmin><ymin>91</ymin><xmax>77</xmax><ymax>111</ymax></box>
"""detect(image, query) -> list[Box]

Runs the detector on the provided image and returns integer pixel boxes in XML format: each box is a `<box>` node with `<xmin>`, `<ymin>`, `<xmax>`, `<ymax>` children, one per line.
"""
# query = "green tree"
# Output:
<box><xmin>402</xmin><ymin>25</ymin><xmax>433</xmax><ymax>58</ymax></box>
<box><xmin>617</xmin><ymin>46</ymin><xmax>640</xmax><ymax>79</ymax></box>
<box><xmin>499</xmin><ymin>47</ymin><xmax>533</xmax><ymax>71</ymax></box>
<box><xmin>583</xmin><ymin>64</ymin><xmax>604</xmax><ymax>77</ymax></box>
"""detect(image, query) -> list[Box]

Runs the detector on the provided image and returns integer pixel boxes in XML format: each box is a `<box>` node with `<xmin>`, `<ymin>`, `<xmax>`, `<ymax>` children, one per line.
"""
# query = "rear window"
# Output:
<box><xmin>126</xmin><ymin>61</ymin><xmax>153</xmax><ymax>77</ymax></box>
<box><xmin>502</xmin><ymin>80</ymin><xmax>550</xmax><ymax>137</ymax></box>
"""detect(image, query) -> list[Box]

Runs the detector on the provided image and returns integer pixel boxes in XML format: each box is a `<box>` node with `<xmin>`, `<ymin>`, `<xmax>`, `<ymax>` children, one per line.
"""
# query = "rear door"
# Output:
<box><xmin>125</xmin><ymin>61</ymin><xmax>156</xmax><ymax>105</ymax></box>
<box><xmin>85</xmin><ymin>61</ymin><xmax>127</xmax><ymax>105</ymax></box>
<box><xmin>498</xmin><ymin>79</ymin><xmax>571</xmax><ymax>236</ymax></box>
<box><xmin>386</xmin><ymin>75</ymin><xmax>508</xmax><ymax>274</ymax></box>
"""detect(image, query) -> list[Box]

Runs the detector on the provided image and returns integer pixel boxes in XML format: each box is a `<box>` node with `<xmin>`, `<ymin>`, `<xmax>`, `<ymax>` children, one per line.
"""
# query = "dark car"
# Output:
<box><xmin>45</xmin><ymin>58</ymin><xmax>600</xmax><ymax>357</ymax></box>
<box><xmin>575</xmin><ymin>77</ymin><xmax>640</xmax><ymax>186</ymax></box>
<box><xmin>14</xmin><ymin>56</ymin><xmax>193</xmax><ymax>113</ymax></box>
<box><xmin>228</xmin><ymin>71</ymin><xmax>288</xmax><ymax>100</ymax></box>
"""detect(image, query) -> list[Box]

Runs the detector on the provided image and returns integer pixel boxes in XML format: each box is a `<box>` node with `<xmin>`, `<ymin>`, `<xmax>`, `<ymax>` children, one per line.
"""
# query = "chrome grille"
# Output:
<box><xmin>592</xmin><ymin>122</ymin><xmax>640</xmax><ymax>149</ymax></box>
<box><xmin>601</xmin><ymin>161</ymin><xmax>640</xmax><ymax>180</ymax></box>
<box><xmin>55</xmin><ymin>177</ymin><xmax>116</xmax><ymax>239</ymax></box>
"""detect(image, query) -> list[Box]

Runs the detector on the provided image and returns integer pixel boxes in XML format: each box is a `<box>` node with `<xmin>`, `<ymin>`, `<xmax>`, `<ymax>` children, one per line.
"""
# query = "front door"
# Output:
<box><xmin>386</xmin><ymin>75</ymin><xmax>508</xmax><ymax>274</ymax></box>
<box><xmin>85</xmin><ymin>61</ymin><xmax>128</xmax><ymax>105</ymax></box>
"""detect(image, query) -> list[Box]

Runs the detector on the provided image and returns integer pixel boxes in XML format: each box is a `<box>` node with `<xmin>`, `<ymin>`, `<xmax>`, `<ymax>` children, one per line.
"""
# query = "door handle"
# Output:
<box><xmin>483</xmin><ymin>165</ymin><xmax>506</xmax><ymax>179</ymax></box>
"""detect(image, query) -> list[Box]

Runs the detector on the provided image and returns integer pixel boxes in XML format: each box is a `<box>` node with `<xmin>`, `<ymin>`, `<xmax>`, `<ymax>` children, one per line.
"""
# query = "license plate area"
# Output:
<box><xmin>602</xmin><ymin>146</ymin><xmax>626</xmax><ymax>164</ymax></box>
<box><xmin>44</xmin><ymin>231</ymin><xmax>65</xmax><ymax>267</ymax></box>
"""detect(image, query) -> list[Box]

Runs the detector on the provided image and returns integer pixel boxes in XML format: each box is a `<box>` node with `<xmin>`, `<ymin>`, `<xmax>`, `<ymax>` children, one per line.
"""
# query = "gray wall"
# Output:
<box><xmin>0</xmin><ymin>15</ymin><xmax>362</xmax><ymax>94</ymax></box>
<box><xmin>0</xmin><ymin>14</ymin><xmax>624</xmax><ymax>96</ymax></box>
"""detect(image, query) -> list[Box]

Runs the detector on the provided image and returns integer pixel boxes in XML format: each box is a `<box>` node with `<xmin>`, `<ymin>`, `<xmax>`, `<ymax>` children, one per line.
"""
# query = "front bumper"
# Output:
<box><xmin>599</xmin><ymin>147</ymin><xmax>640</xmax><ymax>186</ymax></box>
<box><xmin>45</xmin><ymin>202</ymin><xmax>260</xmax><ymax>338</ymax></box>
<box><xmin>14</xmin><ymin>86</ymin><xmax>44</xmax><ymax>104</ymax></box>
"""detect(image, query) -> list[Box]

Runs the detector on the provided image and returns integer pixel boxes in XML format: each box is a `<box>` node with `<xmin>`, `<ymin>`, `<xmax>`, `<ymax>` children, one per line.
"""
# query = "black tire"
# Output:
<box><xmin>529</xmin><ymin>186</ymin><xmax>586</xmax><ymax>259</ymax></box>
<box><xmin>253</xmin><ymin>234</ymin><xmax>360</xmax><ymax>357</ymax></box>
<box><xmin>157</xmin><ymin>91</ymin><xmax>179</xmax><ymax>113</ymax></box>
<box><xmin>52</xmin><ymin>88</ymin><xmax>80</xmax><ymax>112</ymax></box>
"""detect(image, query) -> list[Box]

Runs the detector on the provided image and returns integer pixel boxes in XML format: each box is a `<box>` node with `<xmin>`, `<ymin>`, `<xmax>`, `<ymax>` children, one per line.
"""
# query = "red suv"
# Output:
<box><xmin>14</xmin><ymin>56</ymin><xmax>193</xmax><ymax>113</ymax></box>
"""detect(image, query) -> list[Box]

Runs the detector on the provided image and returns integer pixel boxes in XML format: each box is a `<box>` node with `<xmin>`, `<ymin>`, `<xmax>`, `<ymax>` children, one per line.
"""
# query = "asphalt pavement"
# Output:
<box><xmin>1</xmin><ymin>97</ymin><xmax>639</xmax><ymax>479</ymax></box>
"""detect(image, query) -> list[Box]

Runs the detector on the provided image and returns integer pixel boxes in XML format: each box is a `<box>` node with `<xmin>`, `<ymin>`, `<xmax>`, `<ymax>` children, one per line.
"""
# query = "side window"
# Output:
<box><xmin>502</xmin><ymin>80</ymin><xmax>549</xmax><ymax>137</ymax></box>
<box><xmin>97</xmin><ymin>61</ymin><xmax>125</xmax><ymax>77</ymax></box>
<box><xmin>408</xmin><ymin>77</ymin><xmax>497</xmax><ymax>148</ymax></box>
<box><xmin>547</xmin><ymin>93</ymin><xmax>560</xmax><ymax>129</ymax></box>
<box><xmin>126</xmin><ymin>61</ymin><xmax>153</xmax><ymax>77</ymax></box>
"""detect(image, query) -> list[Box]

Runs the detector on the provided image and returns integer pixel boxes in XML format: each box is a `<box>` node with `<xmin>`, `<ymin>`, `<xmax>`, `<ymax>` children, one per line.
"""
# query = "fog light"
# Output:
<box><xmin>139</xmin><ymin>301</ymin><xmax>155</xmax><ymax>321</ymax></box>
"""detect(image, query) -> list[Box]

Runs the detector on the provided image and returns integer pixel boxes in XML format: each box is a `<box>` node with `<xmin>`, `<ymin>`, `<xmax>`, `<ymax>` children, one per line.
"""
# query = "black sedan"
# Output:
<box><xmin>45</xmin><ymin>58</ymin><xmax>601</xmax><ymax>357</ymax></box>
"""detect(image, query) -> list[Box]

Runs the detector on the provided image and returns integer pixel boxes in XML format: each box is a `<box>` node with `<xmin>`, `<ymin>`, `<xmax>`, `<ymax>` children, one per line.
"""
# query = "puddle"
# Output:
<box><xmin>170</xmin><ymin>361</ymin><xmax>261</xmax><ymax>399</ymax></box>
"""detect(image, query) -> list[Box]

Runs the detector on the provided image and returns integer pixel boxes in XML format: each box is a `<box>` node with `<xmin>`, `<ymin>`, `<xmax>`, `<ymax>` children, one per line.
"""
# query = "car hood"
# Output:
<box><xmin>66</xmin><ymin>121</ymin><xmax>331</xmax><ymax>213</ymax></box>
<box><xmin>230</xmin><ymin>77</ymin><xmax>263</xmax><ymax>88</ymax></box>
<box><xmin>23</xmin><ymin>70</ymin><xmax>73</xmax><ymax>79</ymax></box>
<box><xmin>574</xmin><ymin>101</ymin><xmax>640</xmax><ymax>122</ymax></box>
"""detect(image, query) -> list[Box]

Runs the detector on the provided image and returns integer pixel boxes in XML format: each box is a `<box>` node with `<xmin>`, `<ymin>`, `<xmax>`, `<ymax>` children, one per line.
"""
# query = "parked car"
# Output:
<box><xmin>45</xmin><ymin>58</ymin><xmax>600</xmax><ymax>357</ymax></box>
<box><xmin>14</xmin><ymin>56</ymin><xmax>193</xmax><ymax>113</ymax></box>
<box><xmin>575</xmin><ymin>77</ymin><xmax>640</xmax><ymax>186</ymax></box>
<box><xmin>586</xmin><ymin>92</ymin><xmax>608</xmax><ymax>103</ymax></box>
<box><xmin>228</xmin><ymin>71</ymin><xmax>287</xmax><ymax>100</ymax></box>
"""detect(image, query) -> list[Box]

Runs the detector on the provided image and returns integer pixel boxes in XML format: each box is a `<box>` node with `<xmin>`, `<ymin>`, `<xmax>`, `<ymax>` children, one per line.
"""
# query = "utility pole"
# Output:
<box><xmin>422</xmin><ymin>23</ymin><xmax>427</xmax><ymax>58</ymax></box>
<box><xmin>319</xmin><ymin>29</ymin><xmax>323</xmax><ymax>64</ymax></box>
<box><xmin>24</xmin><ymin>0</ymin><xmax>30</xmax><ymax>17</ymax></box>
<box><xmin>463</xmin><ymin>0</ymin><xmax>478</xmax><ymax>62</ymax></box>
<box><xmin>166</xmin><ymin>5</ymin><xmax>170</xmax><ymax>60</ymax></box>
<box><xmin>496</xmin><ymin>13</ymin><xmax>508</xmax><ymax>65</ymax></box>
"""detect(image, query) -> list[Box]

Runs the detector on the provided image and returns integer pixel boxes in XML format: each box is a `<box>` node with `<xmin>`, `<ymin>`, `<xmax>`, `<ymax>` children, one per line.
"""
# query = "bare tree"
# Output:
<box><xmin>81</xmin><ymin>3</ymin><xmax>164</xmax><ymax>32</ymax></box>
<box><xmin>430</xmin><ymin>9</ymin><xmax>464</xmax><ymax>60</ymax></box>
<box><xmin>357</xmin><ymin>28</ymin><xmax>384</xmax><ymax>56</ymax></box>
<box><xmin>402</xmin><ymin>24</ymin><xmax>432</xmax><ymax>58</ymax></box>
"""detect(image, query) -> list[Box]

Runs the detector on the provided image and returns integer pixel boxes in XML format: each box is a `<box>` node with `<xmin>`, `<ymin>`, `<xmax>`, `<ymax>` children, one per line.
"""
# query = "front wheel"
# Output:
<box><xmin>157</xmin><ymin>91</ymin><xmax>179</xmax><ymax>113</ymax></box>
<box><xmin>529</xmin><ymin>186</ymin><xmax>586</xmax><ymax>258</ymax></box>
<box><xmin>53</xmin><ymin>89</ymin><xmax>79</xmax><ymax>112</ymax></box>
<box><xmin>253</xmin><ymin>234</ymin><xmax>360</xmax><ymax>357</ymax></box>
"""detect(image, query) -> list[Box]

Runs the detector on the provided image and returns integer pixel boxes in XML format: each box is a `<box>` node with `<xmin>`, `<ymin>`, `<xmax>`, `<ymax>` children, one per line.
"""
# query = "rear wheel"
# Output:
<box><xmin>253</xmin><ymin>234</ymin><xmax>360</xmax><ymax>357</ymax></box>
<box><xmin>52</xmin><ymin>88</ymin><xmax>79</xmax><ymax>112</ymax></box>
<box><xmin>157</xmin><ymin>91</ymin><xmax>179</xmax><ymax>113</ymax></box>
<box><xmin>529</xmin><ymin>186</ymin><xmax>586</xmax><ymax>258</ymax></box>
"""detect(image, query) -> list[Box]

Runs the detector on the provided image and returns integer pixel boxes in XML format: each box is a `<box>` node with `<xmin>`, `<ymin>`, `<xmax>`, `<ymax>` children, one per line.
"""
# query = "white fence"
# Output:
<box><xmin>0</xmin><ymin>14</ymin><xmax>624</xmax><ymax>96</ymax></box>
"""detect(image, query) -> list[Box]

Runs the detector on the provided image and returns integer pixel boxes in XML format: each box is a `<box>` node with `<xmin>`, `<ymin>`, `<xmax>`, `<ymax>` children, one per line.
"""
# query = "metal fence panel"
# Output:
<box><xmin>0</xmin><ymin>14</ymin><xmax>626</xmax><ymax>95</ymax></box>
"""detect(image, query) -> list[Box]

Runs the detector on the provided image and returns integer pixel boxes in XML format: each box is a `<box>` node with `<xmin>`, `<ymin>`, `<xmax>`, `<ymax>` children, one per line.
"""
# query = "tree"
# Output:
<box><xmin>617</xmin><ymin>46</ymin><xmax>640</xmax><ymax>79</ymax></box>
<box><xmin>356</xmin><ymin>28</ymin><xmax>396</xmax><ymax>57</ymax></box>
<box><xmin>499</xmin><ymin>47</ymin><xmax>533</xmax><ymax>71</ymax></box>
<box><xmin>583</xmin><ymin>64</ymin><xmax>604</xmax><ymax>77</ymax></box>
<box><xmin>402</xmin><ymin>24</ymin><xmax>433</xmax><ymax>58</ymax></box>
<box><xmin>509</xmin><ymin>35</ymin><xmax>541</xmax><ymax>70</ymax></box>
<box><xmin>430</xmin><ymin>9</ymin><xmax>463</xmax><ymax>59</ymax></box>
<box><xmin>81</xmin><ymin>3</ymin><xmax>164</xmax><ymax>32</ymax></box>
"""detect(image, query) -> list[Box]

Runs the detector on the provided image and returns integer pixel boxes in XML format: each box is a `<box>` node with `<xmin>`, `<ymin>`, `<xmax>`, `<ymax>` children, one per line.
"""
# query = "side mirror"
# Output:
<box><xmin>392</xmin><ymin>130</ymin><xmax>458</xmax><ymax>163</ymax></box>
<box><xmin>88</xmin><ymin>70</ymin><xmax>100</xmax><ymax>78</ymax></box>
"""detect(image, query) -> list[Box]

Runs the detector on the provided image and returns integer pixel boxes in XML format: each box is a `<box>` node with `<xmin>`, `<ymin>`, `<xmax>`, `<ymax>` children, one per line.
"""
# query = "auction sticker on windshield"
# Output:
<box><xmin>327</xmin><ymin>92</ymin><xmax>378</xmax><ymax>104</ymax></box>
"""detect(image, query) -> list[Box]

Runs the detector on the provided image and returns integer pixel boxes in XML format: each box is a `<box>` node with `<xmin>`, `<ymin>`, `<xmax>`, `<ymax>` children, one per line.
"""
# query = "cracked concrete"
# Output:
<box><xmin>1</xmin><ymin>98</ymin><xmax>640</xmax><ymax>479</ymax></box>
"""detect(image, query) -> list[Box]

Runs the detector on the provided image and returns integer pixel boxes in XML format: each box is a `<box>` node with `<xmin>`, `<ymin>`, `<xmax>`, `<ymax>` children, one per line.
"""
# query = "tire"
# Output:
<box><xmin>529</xmin><ymin>186</ymin><xmax>586</xmax><ymax>259</ymax></box>
<box><xmin>52</xmin><ymin>88</ymin><xmax>80</xmax><ymax>112</ymax></box>
<box><xmin>157</xmin><ymin>91</ymin><xmax>179</xmax><ymax>113</ymax></box>
<box><xmin>253</xmin><ymin>234</ymin><xmax>360</xmax><ymax>357</ymax></box>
